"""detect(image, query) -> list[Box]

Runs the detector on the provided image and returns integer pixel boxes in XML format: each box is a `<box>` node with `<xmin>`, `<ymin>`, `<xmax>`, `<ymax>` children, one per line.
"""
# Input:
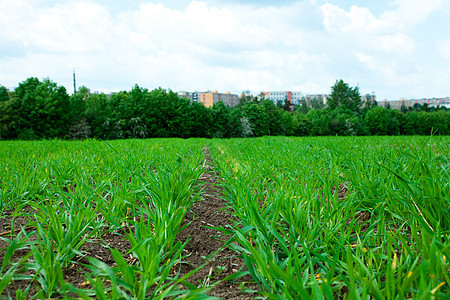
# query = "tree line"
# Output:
<box><xmin>0</xmin><ymin>77</ymin><xmax>448</xmax><ymax>140</ymax></box>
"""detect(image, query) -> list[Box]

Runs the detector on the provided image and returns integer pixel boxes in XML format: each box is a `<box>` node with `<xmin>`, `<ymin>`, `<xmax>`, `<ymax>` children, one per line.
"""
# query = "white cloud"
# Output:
<box><xmin>320</xmin><ymin>3</ymin><xmax>416</xmax><ymax>55</ymax></box>
<box><xmin>355</xmin><ymin>53</ymin><xmax>395</xmax><ymax>79</ymax></box>
<box><xmin>382</xmin><ymin>0</ymin><xmax>445</xmax><ymax>29</ymax></box>
<box><xmin>0</xmin><ymin>0</ymin><xmax>448</xmax><ymax>99</ymax></box>
<box><xmin>0</xmin><ymin>1</ymin><xmax>114</xmax><ymax>54</ymax></box>
<box><xmin>321</xmin><ymin>4</ymin><xmax>390</xmax><ymax>35</ymax></box>
<box><xmin>0</xmin><ymin>0</ymin><xmax>330</xmax><ymax>93</ymax></box>
<box><xmin>375</xmin><ymin>34</ymin><xmax>414</xmax><ymax>54</ymax></box>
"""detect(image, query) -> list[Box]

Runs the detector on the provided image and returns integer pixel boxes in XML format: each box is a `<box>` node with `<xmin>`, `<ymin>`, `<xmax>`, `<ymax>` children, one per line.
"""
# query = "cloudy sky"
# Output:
<box><xmin>0</xmin><ymin>0</ymin><xmax>449</xmax><ymax>100</ymax></box>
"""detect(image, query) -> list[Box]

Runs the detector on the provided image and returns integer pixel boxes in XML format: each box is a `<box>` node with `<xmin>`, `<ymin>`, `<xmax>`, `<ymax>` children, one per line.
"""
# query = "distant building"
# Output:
<box><xmin>198</xmin><ymin>91</ymin><xmax>238</xmax><ymax>108</ymax></box>
<box><xmin>261</xmin><ymin>91</ymin><xmax>303</xmax><ymax>107</ymax></box>
<box><xmin>177</xmin><ymin>91</ymin><xmax>199</xmax><ymax>103</ymax></box>
<box><xmin>362</xmin><ymin>93</ymin><xmax>377</xmax><ymax>108</ymax></box>
<box><xmin>380</xmin><ymin>97</ymin><xmax>450</xmax><ymax>110</ymax></box>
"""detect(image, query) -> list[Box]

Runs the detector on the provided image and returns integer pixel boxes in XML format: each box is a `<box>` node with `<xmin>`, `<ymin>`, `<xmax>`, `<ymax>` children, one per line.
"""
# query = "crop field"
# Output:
<box><xmin>0</xmin><ymin>136</ymin><xmax>449</xmax><ymax>299</ymax></box>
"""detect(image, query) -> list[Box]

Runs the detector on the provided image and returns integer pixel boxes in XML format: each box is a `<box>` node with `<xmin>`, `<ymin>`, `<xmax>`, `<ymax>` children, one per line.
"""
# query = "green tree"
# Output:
<box><xmin>160</xmin><ymin>89</ymin><xmax>191</xmax><ymax>138</ymax></box>
<box><xmin>108</xmin><ymin>85</ymin><xmax>150</xmax><ymax>138</ymax></box>
<box><xmin>405</xmin><ymin>111</ymin><xmax>419</xmax><ymax>135</ymax></box>
<box><xmin>328</xmin><ymin>79</ymin><xmax>361</xmax><ymax>113</ymax></box>
<box><xmin>365</xmin><ymin>106</ymin><xmax>400</xmax><ymax>135</ymax></box>
<box><xmin>329</xmin><ymin>106</ymin><xmax>367</xmax><ymax>136</ymax></box>
<box><xmin>293</xmin><ymin>97</ymin><xmax>309</xmax><ymax>114</ymax></box>
<box><xmin>107</xmin><ymin>91</ymin><xmax>132</xmax><ymax>138</ymax></box>
<box><xmin>139</xmin><ymin>88</ymin><xmax>189</xmax><ymax>138</ymax></box>
<box><xmin>69</xmin><ymin>86</ymin><xmax>89</xmax><ymax>119</ymax></box>
<box><xmin>279</xmin><ymin>110</ymin><xmax>294</xmax><ymax>135</ymax></box>
<box><xmin>306</xmin><ymin>108</ymin><xmax>331</xmax><ymax>136</ymax></box>
<box><xmin>38</xmin><ymin>79</ymin><xmax>72</xmax><ymax>138</ymax></box>
<box><xmin>12</xmin><ymin>77</ymin><xmax>41</xmax><ymax>139</ymax></box>
<box><xmin>414</xmin><ymin>111</ymin><xmax>448</xmax><ymax>135</ymax></box>
<box><xmin>412</xmin><ymin>103</ymin><xmax>422</xmax><ymax>111</ymax></box>
<box><xmin>67</xmin><ymin>86</ymin><xmax>91</xmax><ymax>139</ymax></box>
<box><xmin>85</xmin><ymin>92</ymin><xmax>111</xmax><ymax>138</ymax></box>
<box><xmin>390</xmin><ymin>109</ymin><xmax>409</xmax><ymax>135</ymax></box>
<box><xmin>400</xmin><ymin>104</ymin><xmax>408</xmax><ymax>114</ymax></box>
<box><xmin>0</xmin><ymin>85</ymin><xmax>9</xmax><ymax>102</ymax></box>
<box><xmin>5</xmin><ymin>77</ymin><xmax>71</xmax><ymax>139</ymax></box>
<box><xmin>310</xmin><ymin>97</ymin><xmax>325</xmax><ymax>110</ymax></box>
<box><xmin>282</xmin><ymin>98</ymin><xmax>291</xmax><ymax>111</ymax></box>
<box><xmin>261</xmin><ymin>100</ymin><xmax>283</xmax><ymax>135</ymax></box>
<box><xmin>238</xmin><ymin>94</ymin><xmax>259</xmax><ymax>106</ymax></box>
<box><xmin>0</xmin><ymin>86</ymin><xmax>13</xmax><ymax>139</ymax></box>
<box><xmin>330</xmin><ymin>106</ymin><xmax>351</xmax><ymax>135</ymax></box>
<box><xmin>241</xmin><ymin>102</ymin><xmax>268</xmax><ymax>137</ymax></box>
<box><xmin>346</xmin><ymin>115</ymin><xmax>368</xmax><ymax>136</ymax></box>
<box><xmin>229</xmin><ymin>109</ymin><xmax>244</xmax><ymax>138</ymax></box>
<box><xmin>187</xmin><ymin>102</ymin><xmax>213</xmax><ymax>138</ymax></box>
<box><xmin>292</xmin><ymin>113</ymin><xmax>311</xmax><ymax>136</ymax></box>
<box><xmin>211</xmin><ymin>102</ymin><xmax>241</xmax><ymax>138</ymax></box>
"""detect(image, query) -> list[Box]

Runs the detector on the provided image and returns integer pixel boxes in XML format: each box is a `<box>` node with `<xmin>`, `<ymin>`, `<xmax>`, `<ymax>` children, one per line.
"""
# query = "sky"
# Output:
<box><xmin>0</xmin><ymin>0</ymin><xmax>449</xmax><ymax>100</ymax></box>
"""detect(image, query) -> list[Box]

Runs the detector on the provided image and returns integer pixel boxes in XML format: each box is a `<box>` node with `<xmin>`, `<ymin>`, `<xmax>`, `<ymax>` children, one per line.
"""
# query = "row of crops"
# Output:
<box><xmin>0</xmin><ymin>139</ymin><xmax>210</xmax><ymax>298</ymax></box>
<box><xmin>0</xmin><ymin>136</ymin><xmax>449</xmax><ymax>299</ymax></box>
<box><xmin>209</xmin><ymin>136</ymin><xmax>449</xmax><ymax>299</ymax></box>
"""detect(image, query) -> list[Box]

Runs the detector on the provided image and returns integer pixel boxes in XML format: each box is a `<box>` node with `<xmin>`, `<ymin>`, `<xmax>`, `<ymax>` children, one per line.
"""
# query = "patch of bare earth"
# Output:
<box><xmin>176</xmin><ymin>147</ymin><xmax>258</xmax><ymax>299</ymax></box>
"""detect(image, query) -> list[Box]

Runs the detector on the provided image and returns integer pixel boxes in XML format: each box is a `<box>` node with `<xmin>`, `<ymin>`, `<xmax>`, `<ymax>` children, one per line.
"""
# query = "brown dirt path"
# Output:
<box><xmin>176</xmin><ymin>147</ymin><xmax>258</xmax><ymax>299</ymax></box>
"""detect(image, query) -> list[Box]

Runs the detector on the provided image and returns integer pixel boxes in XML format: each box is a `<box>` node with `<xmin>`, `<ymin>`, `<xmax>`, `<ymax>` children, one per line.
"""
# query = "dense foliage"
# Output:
<box><xmin>0</xmin><ymin>78</ymin><xmax>448</xmax><ymax>140</ymax></box>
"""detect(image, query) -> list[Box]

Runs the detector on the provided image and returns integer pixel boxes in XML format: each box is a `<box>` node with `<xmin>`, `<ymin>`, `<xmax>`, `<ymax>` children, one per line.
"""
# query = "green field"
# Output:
<box><xmin>0</xmin><ymin>136</ymin><xmax>449</xmax><ymax>299</ymax></box>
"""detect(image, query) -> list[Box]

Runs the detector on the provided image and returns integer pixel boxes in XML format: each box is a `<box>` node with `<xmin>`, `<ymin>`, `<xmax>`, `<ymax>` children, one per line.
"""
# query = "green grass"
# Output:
<box><xmin>0</xmin><ymin>138</ymin><xmax>207</xmax><ymax>298</ymax></box>
<box><xmin>0</xmin><ymin>136</ymin><xmax>448</xmax><ymax>299</ymax></box>
<box><xmin>209</xmin><ymin>136</ymin><xmax>449</xmax><ymax>299</ymax></box>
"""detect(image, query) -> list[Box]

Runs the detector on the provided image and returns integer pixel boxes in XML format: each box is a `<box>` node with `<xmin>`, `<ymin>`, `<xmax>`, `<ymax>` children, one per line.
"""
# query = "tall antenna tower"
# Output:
<box><xmin>73</xmin><ymin>68</ymin><xmax>77</xmax><ymax>94</ymax></box>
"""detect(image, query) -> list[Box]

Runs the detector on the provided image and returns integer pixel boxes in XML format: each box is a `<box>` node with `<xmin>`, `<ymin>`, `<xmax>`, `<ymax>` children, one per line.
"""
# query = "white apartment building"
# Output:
<box><xmin>261</xmin><ymin>91</ymin><xmax>303</xmax><ymax>106</ymax></box>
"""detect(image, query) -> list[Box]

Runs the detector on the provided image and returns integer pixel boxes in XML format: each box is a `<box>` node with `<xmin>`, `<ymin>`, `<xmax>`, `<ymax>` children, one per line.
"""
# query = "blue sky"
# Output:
<box><xmin>0</xmin><ymin>0</ymin><xmax>449</xmax><ymax>100</ymax></box>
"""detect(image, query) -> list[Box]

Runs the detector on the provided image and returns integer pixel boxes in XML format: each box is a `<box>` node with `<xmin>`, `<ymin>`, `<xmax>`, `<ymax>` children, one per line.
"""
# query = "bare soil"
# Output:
<box><xmin>175</xmin><ymin>147</ymin><xmax>258</xmax><ymax>299</ymax></box>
